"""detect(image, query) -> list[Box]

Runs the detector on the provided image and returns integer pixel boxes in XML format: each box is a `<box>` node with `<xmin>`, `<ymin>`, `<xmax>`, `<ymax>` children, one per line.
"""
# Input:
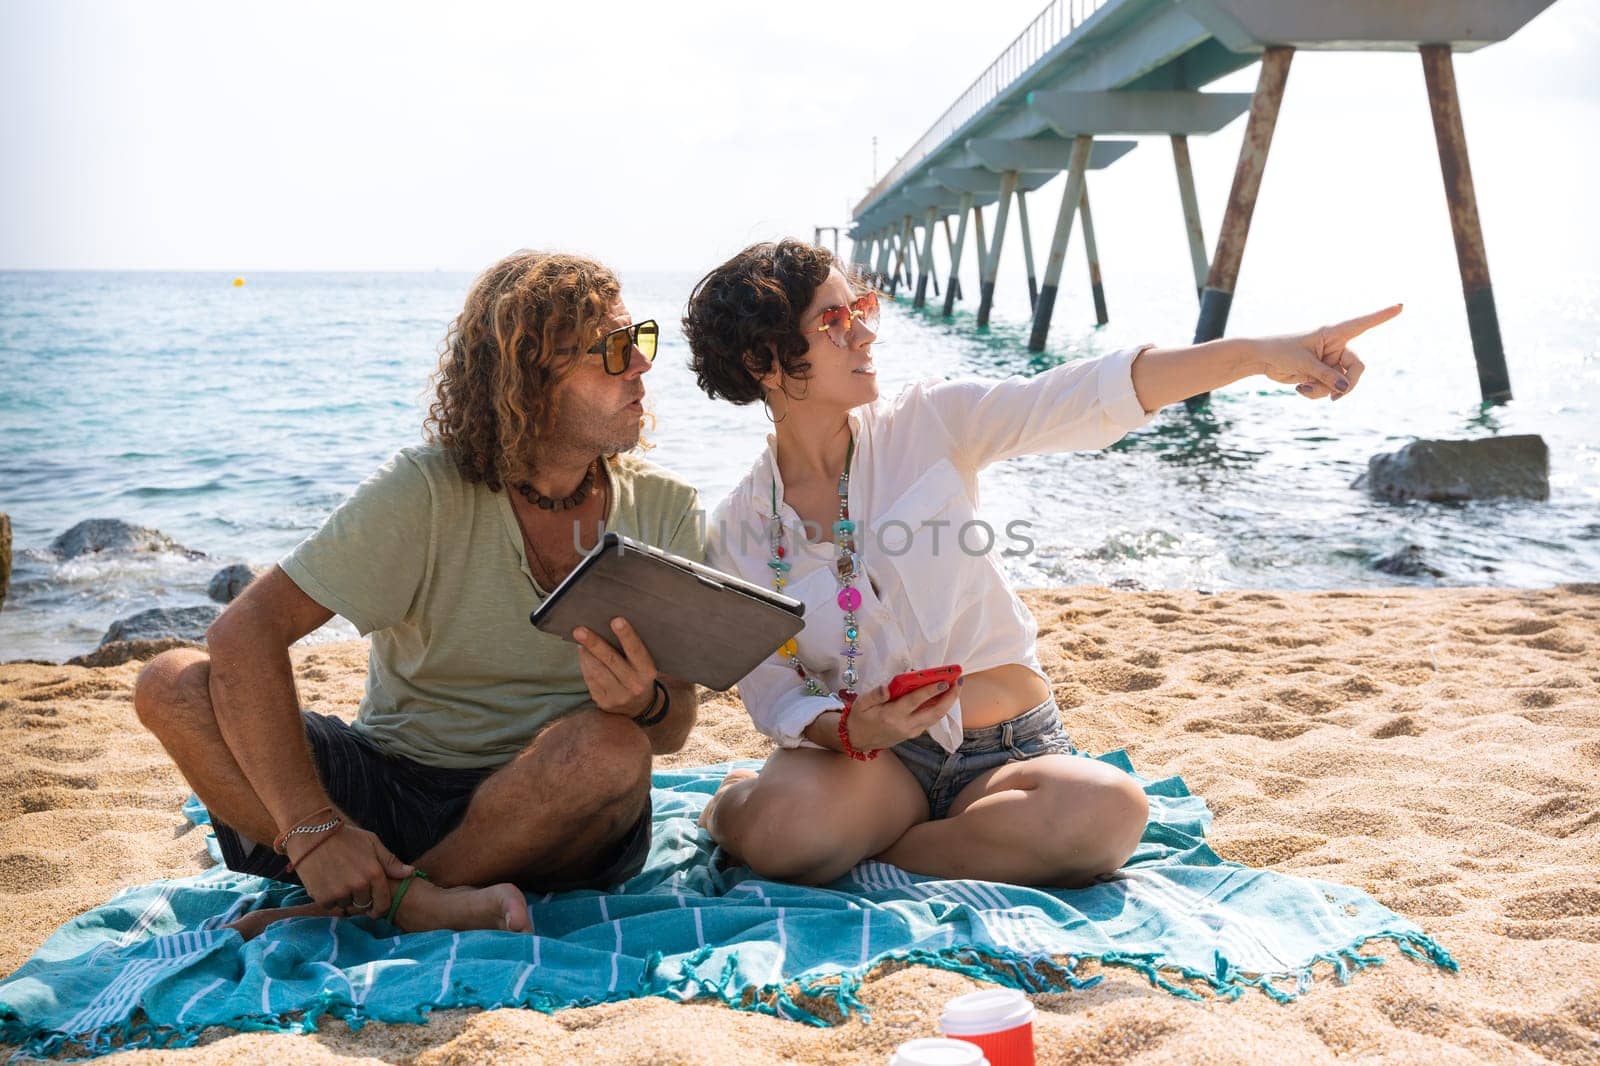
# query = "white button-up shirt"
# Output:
<box><xmin>706</xmin><ymin>345</ymin><xmax>1157</xmax><ymax>754</ymax></box>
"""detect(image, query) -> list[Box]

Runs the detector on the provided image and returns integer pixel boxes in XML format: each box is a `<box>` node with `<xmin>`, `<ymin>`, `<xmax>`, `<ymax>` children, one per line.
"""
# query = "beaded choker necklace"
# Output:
<box><xmin>769</xmin><ymin>434</ymin><xmax>862</xmax><ymax>706</ymax></box>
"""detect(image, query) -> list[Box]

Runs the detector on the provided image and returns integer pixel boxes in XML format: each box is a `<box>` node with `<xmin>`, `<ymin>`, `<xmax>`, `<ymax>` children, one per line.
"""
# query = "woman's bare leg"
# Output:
<box><xmin>700</xmin><ymin>748</ymin><xmax>928</xmax><ymax>885</ymax></box>
<box><xmin>226</xmin><ymin>879</ymin><xmax>531</xmax><ymax>940</ymax></box>
<box><xmin>876</xmin><ymin>754</ymin><xmax>1148</xmax><ymax>887</ymax></box>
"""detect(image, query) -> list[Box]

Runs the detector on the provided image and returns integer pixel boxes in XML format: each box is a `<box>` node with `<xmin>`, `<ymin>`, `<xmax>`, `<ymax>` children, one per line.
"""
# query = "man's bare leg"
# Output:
<box><xmin>415</xmin><ymin>709</ymin><xmax>653</xmax><ymax>889</ymax></box>
<box><xmin>134</xmin><ymin>648</ymin><xmax>279</xmax><ymax>843</ymax></box>
<box><xmin>229</xmin><ymin>710</ymin><xmax>652</xmax><ymax>937</ymax></box>
<box><xmin>134</xmin><ymin>650</ymin><xmax>545</xmax><ymax>938</ymax></box>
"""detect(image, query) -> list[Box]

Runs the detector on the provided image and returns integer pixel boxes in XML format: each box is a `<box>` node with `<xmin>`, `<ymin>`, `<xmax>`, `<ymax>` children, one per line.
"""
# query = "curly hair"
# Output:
<box><xmin>424</xmin><ymin>251</ymin><xmax>622</xmax><ymax>490</ymax></box>
<box><xmin>682</xmin><ymin>239</ymin><xmax>838</xmax><ymax>405</ymax></box>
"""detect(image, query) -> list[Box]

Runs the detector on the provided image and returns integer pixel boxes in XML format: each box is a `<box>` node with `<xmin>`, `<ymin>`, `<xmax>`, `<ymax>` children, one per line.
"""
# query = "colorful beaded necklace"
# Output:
<box><xmin>769</xmin><ymin>433</ymin><xmax>862</xmax><ymax>706</ymax></box>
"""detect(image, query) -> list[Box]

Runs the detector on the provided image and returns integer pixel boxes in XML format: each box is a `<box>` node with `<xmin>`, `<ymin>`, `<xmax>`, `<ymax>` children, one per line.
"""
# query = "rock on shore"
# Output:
<box><xmin>49</xmin><ymin>519</ymin><xmax>204</xmax><ymax>560</ymax></box>
<box><xmin>98</xmin><ymin>605</ymin><xmax>221</xmax><ymax>646</ymax></box>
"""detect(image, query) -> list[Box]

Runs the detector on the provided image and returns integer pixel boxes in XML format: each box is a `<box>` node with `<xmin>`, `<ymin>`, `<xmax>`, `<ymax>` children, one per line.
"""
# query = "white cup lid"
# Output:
<box><xmin>939</xmin><ymin>988</ymin><xmax>1036</xmax><ymax>1036</ymax></box>
<box><xmin>889</xmin><ymin>1038</ymin><xmax>990</xmax><ymax>1066</ymax></box>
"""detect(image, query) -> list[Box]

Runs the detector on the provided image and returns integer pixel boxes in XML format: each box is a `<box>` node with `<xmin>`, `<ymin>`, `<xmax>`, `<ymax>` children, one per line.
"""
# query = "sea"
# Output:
<box><xmin>2</xmin><ymin>266</ymin><xmax>1597</xmax><ymax>663</ymax></box>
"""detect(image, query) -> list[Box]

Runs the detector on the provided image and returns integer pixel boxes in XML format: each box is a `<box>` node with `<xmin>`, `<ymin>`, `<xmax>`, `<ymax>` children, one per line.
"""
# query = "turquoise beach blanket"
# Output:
<box><xmin>0</xmin><ymin>753</ymin><xmax>1456</xmax><ymax>1059</ymax></box>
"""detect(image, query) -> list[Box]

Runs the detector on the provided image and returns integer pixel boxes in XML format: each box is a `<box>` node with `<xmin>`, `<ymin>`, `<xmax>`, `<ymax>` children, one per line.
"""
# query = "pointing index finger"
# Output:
<box><xmin>1332</xmin><ymin>303</ymin><xmax>1403</xmax><ymax>343</ymax></box>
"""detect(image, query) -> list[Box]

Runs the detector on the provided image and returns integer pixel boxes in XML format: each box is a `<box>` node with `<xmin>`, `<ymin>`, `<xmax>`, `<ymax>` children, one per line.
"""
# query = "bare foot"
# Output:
<box><xmin>224</xmin><ymin>882</ymin><xmax>531</xmax><ymax>941</ymax></box>
<box><xmin>401</xmin><ymin>882</ymin><xmax>531</xmax><ymax>934</ymax></box>
<box><xmin>698</xmin><ymin>768</ymin><xmax>759</xmax><ymax>831</ymax></box>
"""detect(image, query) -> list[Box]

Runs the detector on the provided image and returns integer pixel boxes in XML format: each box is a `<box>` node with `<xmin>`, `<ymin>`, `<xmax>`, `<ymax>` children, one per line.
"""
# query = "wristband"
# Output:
<box><xmin>386</xmin><ymin>869</ymin><xmax>430</xmax><ymax>927</ymax></box>
<box><xmin>632</xmin><ymin>679</ymin><xmax>671</xmax><ymax>727</ymax></box>
<box><xmin>837</xmin><ymin>699</ymin><xmax>879</xmax><ymax>761</ymax></box>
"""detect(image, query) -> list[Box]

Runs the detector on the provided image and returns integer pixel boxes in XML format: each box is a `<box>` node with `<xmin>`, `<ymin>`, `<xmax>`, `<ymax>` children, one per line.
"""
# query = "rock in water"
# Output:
<box><xmin>69</xmin><ymin>637</ymin><xmax>201</xmax><ymax>668</ymax></box>
<box><xmin>1361</xmin><ymin>436</ymin><xmax>1549</xmax><ymax>503</ymax></box>
<box><xmin>49</xmin><ymin>519</ymin><xmax>204</xmax><ymax>559</ymax></box>
<box><xmin>207</xmin><ymin>563</ymin><xmax>264</xmax><ymax>603</ymax></box>
<box><xmin>98</xmin><ymin>605</ymin><xmax>221</xmax><ymax>646</ymax></box>
<box><xmin>0</xmin><ymin>512</ymin><xmax>11</xmax><ymax>613</ymax></box>
<box><xmin>1373</xmin><ymin>545</ymin><xmax>1445</xmax><ymax>578</ymax></box>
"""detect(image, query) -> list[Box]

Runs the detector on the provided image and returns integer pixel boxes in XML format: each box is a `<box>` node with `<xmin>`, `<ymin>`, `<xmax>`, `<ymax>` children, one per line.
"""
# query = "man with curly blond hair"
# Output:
<box><xmin>133</xmin><ymin>251</ymin><xmax>703</xmax><ymax>935</ymax></box>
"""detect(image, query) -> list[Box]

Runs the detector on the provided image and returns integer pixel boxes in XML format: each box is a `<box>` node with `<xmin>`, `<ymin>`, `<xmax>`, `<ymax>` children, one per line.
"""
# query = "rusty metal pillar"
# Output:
<box><xmin>1171</xmin><ymin>134</ymin><xmax>1208</xmax><ymax>300</ymax></box>
<box><xmin>1079</xmin><ymin>184</ymin><xmax>1107</xmax><ymax>326</ymax></box>
<box><xmin>1028</xmin><ymin>135</ymin><xmax>1092</xmax><ymax>352</ymax></box>
<box><xmin>943</xmin><ymin>194</ymin><xmax>973</xmax><ymax>316</ymax></box>
<box><xmin>1189</xmin><ymin>46</ymin><xmax>1293</xmax><ymax>410</ymax></box>
<box><xmin>1017</xmin><ymin>190</ymin><xmax>1039</xmax><ymax>310</ymax></box>
<box><xmin>1422</xmin><ymin>44</ymin><xmax>1511</xmax><ymax>403</ymax></box>
<box><xmin>977</xmin><ymin>170</ymin><xmax>1019</xmax><ymax>327</ymax></box>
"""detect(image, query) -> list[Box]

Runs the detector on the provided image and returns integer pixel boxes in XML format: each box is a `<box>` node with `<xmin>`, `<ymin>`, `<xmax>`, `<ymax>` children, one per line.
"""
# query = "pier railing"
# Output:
<box><xmin>857</xmin><ymin>0</ymin><xmax>1108</xmax><ymax>214</ymax></box>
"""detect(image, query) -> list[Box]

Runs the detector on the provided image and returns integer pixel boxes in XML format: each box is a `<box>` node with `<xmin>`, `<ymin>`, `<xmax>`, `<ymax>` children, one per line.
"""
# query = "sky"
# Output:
<box><xmin>2</xmin><ymin>0</ymin><xmax>1597</xmax><ymax>279</ymax></box>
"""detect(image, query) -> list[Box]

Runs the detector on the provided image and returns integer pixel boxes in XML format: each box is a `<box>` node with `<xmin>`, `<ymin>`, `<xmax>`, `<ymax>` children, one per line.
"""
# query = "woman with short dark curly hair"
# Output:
<box><xmin>686</xmin><ymin>237</ymin><xmax>1399</xmax><ymax>889</ymax></box>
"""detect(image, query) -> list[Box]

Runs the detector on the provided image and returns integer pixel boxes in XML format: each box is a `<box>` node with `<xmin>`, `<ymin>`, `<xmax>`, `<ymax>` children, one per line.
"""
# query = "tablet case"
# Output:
<box><xmin>529</xmin><ymin>532</ymin><xmax>806</xmax><ymax>691</ymax></box>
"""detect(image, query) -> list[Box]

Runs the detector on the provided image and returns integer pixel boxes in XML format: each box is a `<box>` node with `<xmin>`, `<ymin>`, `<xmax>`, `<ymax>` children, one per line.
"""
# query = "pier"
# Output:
<box><xmin>846</xmin><ymin>0</ymin><xmax>1558</xmax><ymax>406</ymax></box>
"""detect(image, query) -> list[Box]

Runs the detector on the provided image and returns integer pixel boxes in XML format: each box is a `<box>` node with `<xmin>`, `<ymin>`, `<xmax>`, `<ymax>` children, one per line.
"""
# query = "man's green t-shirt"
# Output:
<box><xmin>279</xmin><ymin>444</ymin><xmax>704</xmax><ymax>769</ymax></box>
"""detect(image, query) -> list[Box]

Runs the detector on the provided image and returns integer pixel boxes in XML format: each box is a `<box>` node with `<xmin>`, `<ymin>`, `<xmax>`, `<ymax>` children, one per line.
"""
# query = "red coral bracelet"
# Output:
<box><xmin>837</xmin><ymin>700</ymin><xmax>879</xmax><ymax>761</ymax></box>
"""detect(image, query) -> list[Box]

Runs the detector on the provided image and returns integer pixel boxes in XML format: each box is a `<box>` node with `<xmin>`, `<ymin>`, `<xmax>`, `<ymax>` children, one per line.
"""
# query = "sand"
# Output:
<box><xmin>2</xmin><ymin>585</ymin><xmax>1597</xmax><ymax>1064</ymax></box>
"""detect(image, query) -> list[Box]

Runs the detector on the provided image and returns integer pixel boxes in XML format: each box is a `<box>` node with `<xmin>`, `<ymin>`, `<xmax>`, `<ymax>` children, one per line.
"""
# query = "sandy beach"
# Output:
<box><xmin>2</xmin><ymin>584</ymin><xmax>1596</xmax><ymax>1064</ymax></box>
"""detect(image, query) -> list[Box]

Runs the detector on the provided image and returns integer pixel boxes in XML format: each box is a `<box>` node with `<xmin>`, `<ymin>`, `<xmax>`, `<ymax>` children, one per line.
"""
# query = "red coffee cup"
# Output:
<box><xmin>890</xmin><ymin>1037</ymin><xmax>990</xmax><ymax>1066</ymax></box>
<box><xmin>939</xmin><ymin>989</ymin><xmax>1036</xmax><ymax>1066</ymax></box>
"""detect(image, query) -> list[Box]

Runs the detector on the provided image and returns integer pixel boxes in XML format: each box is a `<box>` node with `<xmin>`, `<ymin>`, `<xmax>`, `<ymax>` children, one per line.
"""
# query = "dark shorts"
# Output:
<box><xmin>890</xmin><ymin>696</ymin><xmax>1076</xmax><ymax>820</ymax></box>
<box><xmin>212</xmin><ymin>711</ymin><xmax>652</xmax><ymax>893</ymax></box>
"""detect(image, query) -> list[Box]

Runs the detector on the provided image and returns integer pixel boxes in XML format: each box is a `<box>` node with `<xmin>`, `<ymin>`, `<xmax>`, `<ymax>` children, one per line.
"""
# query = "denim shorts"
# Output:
<box><xmin>891</xmin><ymin>696</ymin><xmax>1076</xmax><ymax>820</ymax></box>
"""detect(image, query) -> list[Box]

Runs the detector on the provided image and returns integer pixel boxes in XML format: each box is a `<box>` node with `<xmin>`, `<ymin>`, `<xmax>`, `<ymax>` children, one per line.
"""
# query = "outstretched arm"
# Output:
<box><xmin>1130</xmin><ymin>304</ymin><xmax>1402</xmax><ymax>413</ymax></box>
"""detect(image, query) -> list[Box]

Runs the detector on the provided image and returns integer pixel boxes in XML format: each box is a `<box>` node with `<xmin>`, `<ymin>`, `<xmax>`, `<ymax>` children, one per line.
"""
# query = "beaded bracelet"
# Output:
<box><xmin>837</xmin><ymin>700</ymin><xmax>879</xmax><ymax>761</ymax></box>
<box><xmin>272</xmin><ymin>805</ymin><xmax>337</xmax><ymax>854</ymax></box>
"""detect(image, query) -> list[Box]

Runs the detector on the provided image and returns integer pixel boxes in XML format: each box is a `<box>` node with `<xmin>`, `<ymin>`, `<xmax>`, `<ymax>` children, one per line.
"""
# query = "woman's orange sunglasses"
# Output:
<box><xmin>811</xmin><ymin>291</ymin><xmax>879</xmax><ymax>350</ymax></box>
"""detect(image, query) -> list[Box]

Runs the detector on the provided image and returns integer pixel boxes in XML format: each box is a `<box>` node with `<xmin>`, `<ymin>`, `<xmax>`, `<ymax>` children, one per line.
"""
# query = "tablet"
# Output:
<box><xmin>529</xmin><ymin>531</ymin><xmax>806</xmax><ymax>692</ymax></box>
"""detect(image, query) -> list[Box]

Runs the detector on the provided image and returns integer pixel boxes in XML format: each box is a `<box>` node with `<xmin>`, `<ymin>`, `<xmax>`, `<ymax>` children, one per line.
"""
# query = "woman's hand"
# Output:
<box><xmin>574</xmin><ymin>616</ymin><xmax>658</xmax><ymax>718</ymax></box>
<box><xmin>841</xmin><ymin>679</ymin><xmax>961</xmax><ymax>752</ymax></box>
<box><xmin>1254</xmin><ymin>304</ymin><xmax>1402</xmax><ymax>401</ymax></box>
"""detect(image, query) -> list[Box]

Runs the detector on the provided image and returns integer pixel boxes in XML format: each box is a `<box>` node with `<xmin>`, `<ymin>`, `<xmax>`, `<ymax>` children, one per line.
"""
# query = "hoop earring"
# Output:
<box><xmin>762</xmin><ymin>387</ymin><xmax>790</xmax><ymax>425</ymax></box>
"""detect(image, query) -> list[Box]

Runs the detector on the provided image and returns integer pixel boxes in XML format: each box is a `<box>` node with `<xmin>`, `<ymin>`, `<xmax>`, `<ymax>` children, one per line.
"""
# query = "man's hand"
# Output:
<box><xmin>573</xmin><ymin>616</ymin><xmax>659</xmax><ymax>719</ymax></box>
<box><xmin>287</xmin><ymin>822</ymin><xmax>413</xmax><ymax>917</ymax></box>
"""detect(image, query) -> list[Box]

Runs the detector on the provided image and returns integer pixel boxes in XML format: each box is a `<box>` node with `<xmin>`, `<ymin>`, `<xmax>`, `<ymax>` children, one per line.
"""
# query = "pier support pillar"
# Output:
<box><xmin>1017</xmin><ymin>190</ymin><xmax>1039</xmax><ymax>310</ymax></box>
<box><xmin>971</xmin><ymin>203</ymin><xmax>988</xmax><ymax>308</ymax></box>
<box><xmin>1028</xmin><ymin>135</ymin><xmax>1092</xmax><ymax>352</ymax></box>
<box><xmin>914</xmin><ymin>208</ymin><xmax>938</xmax><ymax>308</ymax></box>
<box><xmin>976</xmin><ymin>171</ymin><xmax>1018</xmax><ymax>327</ymax></box>
<box><xmin>1171</xmin><ymin>134</ymin><xmax>1208</xmax><ymax>300</ymax></box>
<box><xmin>1080</xmin><ymin>184</ymin><xmax>1107</xmax><ymax>326</ymax></box>
<box><xmin>874</xmin><ymin>232</ymin><xmax>893</xmax><ymax>289</ymax></box>
<box><xmin>1189</xmin><ymin>46</ymin><xmax>1293</xmax><ymax>410</ymax></box>
<box><xmin>943</xmin><ymin>194</ymin><xmax>973</xmax><ymax>316</ymax></box>
<box><xmin>1421</xmin><ymin>44</ymin><xmax>1511</xmax><ymax>403</ymax></box>
<box><xmin>890</xmin><ymin>218</ymin><xmax>911</xmax><ymax>296</ymax></box>
<box><xmin>901</xmin><ymin>217</ymin><xmax>916</xmax><ymax>289</ymax></box>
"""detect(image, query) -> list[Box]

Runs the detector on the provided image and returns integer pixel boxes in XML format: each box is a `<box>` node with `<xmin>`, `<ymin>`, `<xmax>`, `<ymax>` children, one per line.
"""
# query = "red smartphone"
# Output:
<box><xmin>887</xmin><ymin>665</ymin><xmax>963</xmax><ymax>711</ymax></box>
